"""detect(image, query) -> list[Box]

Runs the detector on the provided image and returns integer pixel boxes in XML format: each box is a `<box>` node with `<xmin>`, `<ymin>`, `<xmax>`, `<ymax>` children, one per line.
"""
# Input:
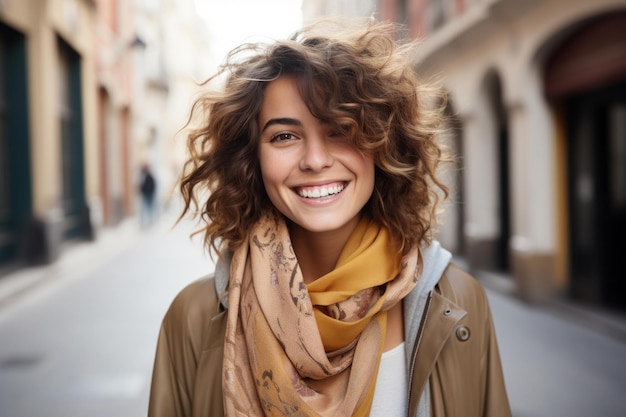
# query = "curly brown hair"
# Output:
<box><xmin>180</xmin><ymin>17</ymin><xmax>450</xmax><ymax>256</ymax></box>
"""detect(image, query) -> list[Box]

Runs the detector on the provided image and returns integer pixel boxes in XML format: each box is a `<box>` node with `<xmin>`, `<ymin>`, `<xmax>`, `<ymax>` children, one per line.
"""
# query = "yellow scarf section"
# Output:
<box><xmin>307</xmin><ymin>216</ymin><xmax>401</xmax><ymax>350</ymax></box>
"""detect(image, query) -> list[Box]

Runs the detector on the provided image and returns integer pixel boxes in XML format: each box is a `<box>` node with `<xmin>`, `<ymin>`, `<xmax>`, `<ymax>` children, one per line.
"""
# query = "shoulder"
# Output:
<box><xmin>436</xmin><ymin>263</ymin><xmax>489</xmax><ymax>313</ymax></box>
<box><xmin>164</xmin><ymin>274</ymin><xmax>220</xmax><ymax>317</ymax></box>
<box><xmin>149</xmin><ymin>276</ymin><xmax>224</xmax><ymax>417</ymax></box>
<box><xmin>429</xmin><ymin>265</ymin><xmax>513</xmax><ymax>416</ymax></box>
<box><xmin>165</xmin><ymin>275</ymin><xmax>220</xmax><ymax>318</ymax></box>
<box><xmin>160</xmin><ymin>275</ymin><xmax>221</xmax><ymax>352</ymax></box>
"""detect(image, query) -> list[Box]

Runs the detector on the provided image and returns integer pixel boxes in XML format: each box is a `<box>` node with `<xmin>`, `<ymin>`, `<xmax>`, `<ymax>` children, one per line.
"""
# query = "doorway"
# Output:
<box><xmin>0</xmin><ymin>23</ymin><xmax>32</xmax><ymax>266</ymax></box>
<box><xmin>57</xmin><ymin>37</ymin><xmax>86</xmax><ymax>240</ymax></box>
<box><xmin>566</xmin><ymin>80</ymin><xmax>626</xmax><ymax>310</ymax></box>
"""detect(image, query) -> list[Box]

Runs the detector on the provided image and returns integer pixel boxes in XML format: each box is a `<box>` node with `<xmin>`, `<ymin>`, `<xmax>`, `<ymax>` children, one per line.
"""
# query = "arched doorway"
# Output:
<box><xmin>484</xmin><ymin>71</ymin><xmax>511</xmax><ymax>272</ymax></box>
<box><xmin>545</xmin><ymin>11</ymin><xmax>626</xmax><ymax>310</ymax></box>
<box><xmin>465</xmin><ymin>70</ymin><xmax>511</xmax><ymax>273</ymax></box>
<box><xmin>58</xmin><ymin>36</ymin><xmax>88</xmax><ymax>240</ymax></box>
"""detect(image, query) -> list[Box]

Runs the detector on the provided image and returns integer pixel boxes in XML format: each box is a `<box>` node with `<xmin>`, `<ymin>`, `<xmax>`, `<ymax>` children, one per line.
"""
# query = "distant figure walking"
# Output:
<box><xmin>139</xmin><ymin>164</ymin><xmax>157</xmax><ymax>228</ymax></box>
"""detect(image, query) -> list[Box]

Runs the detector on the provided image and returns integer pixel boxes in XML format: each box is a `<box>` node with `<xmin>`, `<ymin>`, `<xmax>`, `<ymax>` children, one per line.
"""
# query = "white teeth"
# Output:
<box><xmin>298</xmin><ymin>184</ymin><xmax>344</xmax><ymax>198</ymax></box>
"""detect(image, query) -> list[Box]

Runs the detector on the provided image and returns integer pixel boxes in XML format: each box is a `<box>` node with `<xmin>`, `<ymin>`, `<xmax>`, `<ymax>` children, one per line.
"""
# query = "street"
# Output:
<box><xmin>489</xmin><ymin>282</ymin><xmax>626</xmax><ymax>417</ymax></box>
<box><xmin>0</xmin><ymin>218</ymin><xmax>212</xmax><ymax>417</ymax></box>
<box><xmin>0</xmin><ymin>217</ymin><xmax>625</xmax><ymax>417</ymax></box>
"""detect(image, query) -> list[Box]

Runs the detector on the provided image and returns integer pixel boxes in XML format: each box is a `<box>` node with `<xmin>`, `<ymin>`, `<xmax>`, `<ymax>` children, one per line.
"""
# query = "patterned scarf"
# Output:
<box><xmin>223</xmin><ymin>213</ymin><xmax>422</xmax><ymax>416</ymax></box>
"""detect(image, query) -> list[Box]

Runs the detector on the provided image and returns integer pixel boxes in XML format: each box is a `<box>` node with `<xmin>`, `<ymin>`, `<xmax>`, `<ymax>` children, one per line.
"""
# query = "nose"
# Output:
<box><xmin>299</xmin><ymin>134</ymin><xmax>333</xmax><ymax>171</ymax></box>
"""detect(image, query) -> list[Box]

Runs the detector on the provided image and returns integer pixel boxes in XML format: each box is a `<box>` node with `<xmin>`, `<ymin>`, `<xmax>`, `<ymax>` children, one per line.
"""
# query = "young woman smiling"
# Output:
<box><xmin>148</xmin><ymin>17</ymin><xmax>512</xmax><ymax>417</ymax></box>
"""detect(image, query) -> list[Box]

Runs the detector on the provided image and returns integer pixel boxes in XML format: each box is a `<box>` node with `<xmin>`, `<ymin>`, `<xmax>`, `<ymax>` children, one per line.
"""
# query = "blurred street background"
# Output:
<box><xmin>1</xmin><ymin>0</ymin><xmax>626</xmax><ymax>416</ymax></box>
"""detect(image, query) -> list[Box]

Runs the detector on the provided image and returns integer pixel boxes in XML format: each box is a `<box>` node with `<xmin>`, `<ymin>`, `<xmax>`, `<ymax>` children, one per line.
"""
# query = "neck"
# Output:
<box><xmin>288</xmin><ymin>217</ymin><xmax>360</xmax><ymax>284</ymax></box>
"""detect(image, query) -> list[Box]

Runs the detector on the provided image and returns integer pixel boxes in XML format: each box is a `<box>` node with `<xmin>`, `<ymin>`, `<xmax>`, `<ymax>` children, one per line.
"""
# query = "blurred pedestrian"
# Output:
<box><xmin>139</xmin><ymin>164</ymin><xmax>157</xmax><ymax>228</ymax></box>
<box><xmin>148</xmin><ymin>17</ymin><xmax>511</xmax><ymax>417</ymax></box>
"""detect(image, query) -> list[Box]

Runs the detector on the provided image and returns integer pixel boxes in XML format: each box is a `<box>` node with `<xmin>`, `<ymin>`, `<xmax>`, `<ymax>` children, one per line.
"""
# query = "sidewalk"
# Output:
<box><xmin>475</xmin><ymin>264</ymin><xmax>626</xmax><ymax>344</ymax></box>
<box><xmin>0</xmin><ymin>217</ymin><xmax>155</xmax><ymax>310</ymax></box>
<box><xmin>450</xmin><ymin>255</ymin><xmax>626</xmax><ymax>343</ymax></box>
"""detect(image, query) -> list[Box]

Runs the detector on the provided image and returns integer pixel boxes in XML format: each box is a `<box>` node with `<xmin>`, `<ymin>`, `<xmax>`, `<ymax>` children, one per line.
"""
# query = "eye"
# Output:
<box><xmin>270</xmin><ymin>132</ymin><xmax>297</xmax><ymax>143</ymax></box>
<box><xmin>327</xmin><ymin>124</ymin><xmax>351</xmax><ymax>139</ymax></box>
<box><xmin>327</xmin><ymin>129</ymin><xmax>350</xmax><ymax>142</ymax></box>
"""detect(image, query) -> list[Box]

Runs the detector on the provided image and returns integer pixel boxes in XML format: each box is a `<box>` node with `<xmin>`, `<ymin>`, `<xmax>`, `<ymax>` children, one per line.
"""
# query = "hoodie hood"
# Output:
<box><xmin>403</xmin><ymin>240</ymin><xmax>452</xmax><ymax>353</ymax></box>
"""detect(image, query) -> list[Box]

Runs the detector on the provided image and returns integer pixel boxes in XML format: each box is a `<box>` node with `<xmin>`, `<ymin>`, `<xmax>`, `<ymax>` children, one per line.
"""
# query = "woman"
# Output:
<box><xmin>148</xmin><ymin>18</ymin><xmax>511</xmax><ymax>417</ymax></box>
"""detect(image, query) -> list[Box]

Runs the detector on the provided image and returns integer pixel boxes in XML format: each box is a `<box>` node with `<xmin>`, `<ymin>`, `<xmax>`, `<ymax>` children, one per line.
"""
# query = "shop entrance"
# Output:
<box><xmin>566</xmin><ymin>80</ymin><xmax>626</xmax><ymax>310</ymax></box>
<box><xmin>545</xmin><ymin>12</ymin><xmax>626</xmax><ymax>310</ymax></box>
<box><xmin>0</xmin><ymin>23</ymin><xmax>32</xmax><ymax>267</ymax></box>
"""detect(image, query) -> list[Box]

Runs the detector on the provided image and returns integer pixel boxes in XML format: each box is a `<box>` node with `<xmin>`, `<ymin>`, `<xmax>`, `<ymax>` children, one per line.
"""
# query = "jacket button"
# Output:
<box><xmin>443</xmin><ymin>308</ymin><xmax>452</xmax><ymax>316</ymax></box>
<box><xmin>456</xmin><ymin>325</ymin><xmax>470</xmax><ymax>342</ymax></box>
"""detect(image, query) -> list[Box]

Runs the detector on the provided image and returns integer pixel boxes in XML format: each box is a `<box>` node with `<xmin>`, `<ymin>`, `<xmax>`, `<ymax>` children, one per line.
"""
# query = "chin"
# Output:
<box><xmin>291</xmin><ymin>215</ymin><xmax>358</xmax><ymax>234</ymax></box>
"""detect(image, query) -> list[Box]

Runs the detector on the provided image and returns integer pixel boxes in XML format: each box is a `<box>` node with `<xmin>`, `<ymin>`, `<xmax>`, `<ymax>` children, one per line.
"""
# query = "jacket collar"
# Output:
<box><xmin>403</xmin><ymin>241</ymin><xmax>452</xmax><ymax>361</ymax></box>
<box><xmin>403</xmin><ymin>240</ymin><xmax>452</xmax><ymax>417</ymax></box>
<box><xmin>407</xmin><ymin>289</ymin><xmax>467</xmax><ymax>414</ymax></box>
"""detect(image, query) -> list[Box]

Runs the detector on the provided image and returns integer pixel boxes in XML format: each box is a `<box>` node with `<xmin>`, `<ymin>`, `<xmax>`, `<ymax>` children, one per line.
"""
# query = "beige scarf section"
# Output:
<box><xmin>222</xmin><ymin>214</ymin><xmax>422</xmax><ymax>417</ymax></box>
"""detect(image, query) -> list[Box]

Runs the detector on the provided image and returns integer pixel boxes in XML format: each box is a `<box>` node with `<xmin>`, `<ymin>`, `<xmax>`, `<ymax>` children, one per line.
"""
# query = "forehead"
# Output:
<box><xmin>259</xmin><ymin>75</ymin><xmax>310</xmax><ymax>120</ymax></box>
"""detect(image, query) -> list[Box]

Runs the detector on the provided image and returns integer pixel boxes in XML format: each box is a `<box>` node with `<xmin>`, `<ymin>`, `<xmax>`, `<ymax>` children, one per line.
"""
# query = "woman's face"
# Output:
<box><xmin>258</xmin><ymin>75</ymin><xmax>375</xmax><ymax>238</ymax></box>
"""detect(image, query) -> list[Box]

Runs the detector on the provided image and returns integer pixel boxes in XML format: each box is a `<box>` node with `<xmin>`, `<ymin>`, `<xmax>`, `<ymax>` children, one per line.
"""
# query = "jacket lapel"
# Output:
<box><xmin>408</xmin><ymin>290</ymin><xmax>467</xmax><ymax>413</ymax></box>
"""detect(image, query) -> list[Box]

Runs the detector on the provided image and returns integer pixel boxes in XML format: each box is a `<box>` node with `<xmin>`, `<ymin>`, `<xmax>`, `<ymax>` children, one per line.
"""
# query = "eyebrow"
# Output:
<box><xmin>261</xmin><ymin>117</ymin><xmax>302</xmax><ymax>133</ymax></box>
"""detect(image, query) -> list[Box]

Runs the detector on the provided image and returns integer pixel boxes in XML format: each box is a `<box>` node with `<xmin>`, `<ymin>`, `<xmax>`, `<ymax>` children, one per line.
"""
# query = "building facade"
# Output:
<box><xmin>383</xmin><ymin>0</ymin><xmax>626</xmax><ymax>311</ymax></box>
<box><xmin>94</xmin><ymin>0</ymin><xmax>140</xmax><ymax>228</ymax></box>
<box><xmin>0</xmin><ymin>0</ymin><xmax>100</xmax><ymax>267</ymax></box>
<box><xmin>0</xmin><ymin>0</ymin><xmax>212</xmax><ymax>271</ymax></box>
<box><xmin>132</xmin><ymin>0</ymin><xmax>213</xmax><ymax>214</ymax></box>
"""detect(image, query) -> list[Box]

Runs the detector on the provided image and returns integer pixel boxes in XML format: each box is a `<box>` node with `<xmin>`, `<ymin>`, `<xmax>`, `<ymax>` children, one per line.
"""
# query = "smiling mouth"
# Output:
<box><xmin>296</xmin><ymin>183</ymin><xmax>345</xmax><ymax>199</ymax></box>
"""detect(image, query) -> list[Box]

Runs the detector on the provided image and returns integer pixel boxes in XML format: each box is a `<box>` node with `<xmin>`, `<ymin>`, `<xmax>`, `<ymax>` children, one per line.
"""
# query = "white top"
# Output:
<box><xmin>370</xmin><ymin>342</ymin><xmax>409</xmax><ymax>417</ymax></box>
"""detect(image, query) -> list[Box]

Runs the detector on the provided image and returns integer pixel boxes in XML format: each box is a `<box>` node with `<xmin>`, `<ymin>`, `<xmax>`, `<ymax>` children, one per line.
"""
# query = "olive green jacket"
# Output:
<box><xmin>148</xmin><ymin>251</ymin><xmax>511</xmax><ymax>417</ymax></box>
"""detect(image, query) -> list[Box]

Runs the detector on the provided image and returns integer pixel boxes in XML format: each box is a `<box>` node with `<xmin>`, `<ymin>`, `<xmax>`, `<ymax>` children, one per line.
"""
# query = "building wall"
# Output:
<box><xmin>0</xmin><ymin>0</ymin><xmax>217</xmax><ymax>269</ymax></box>
<box><xmin>94</xmin><ymin>0</ymin><xmax>137</xmax><ymax>226</ymax></box>
<box><xmin>1</xmin><ymin>0</ymin><xmax>99</xmax><ymax>264</ymax></box>
<box><xmin>132</xmin><ymin>0</ymin><xmax>214</xmax><ymax>214</ymax></box>
<box><xmin>407</xmin><ymin>0</ymin><xmax>626</xmax><ymax>306</ymax></box>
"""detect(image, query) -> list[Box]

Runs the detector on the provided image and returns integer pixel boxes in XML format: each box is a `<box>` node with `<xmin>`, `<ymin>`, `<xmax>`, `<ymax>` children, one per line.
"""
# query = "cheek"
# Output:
<box><xmin>259</xmin><ymin>151</ymin><xmax>284</xmax><ymax>196</ymax></box>
<box><xmin>258</xmin><ymin>147</ymin><xmax>273</xmax><ymax>180</ymax></box>
<box><xmin>361</xmin><ymin>156</ymin><xmax>376</xmax><ymax>191</ymax></box>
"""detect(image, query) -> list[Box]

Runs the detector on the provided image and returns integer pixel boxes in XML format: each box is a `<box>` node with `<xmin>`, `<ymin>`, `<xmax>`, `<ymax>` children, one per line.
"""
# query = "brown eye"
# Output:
<box><xmin>271</xmin><ymin>132</ymin><xmax>296</xmax><ymax>143</ymax></box>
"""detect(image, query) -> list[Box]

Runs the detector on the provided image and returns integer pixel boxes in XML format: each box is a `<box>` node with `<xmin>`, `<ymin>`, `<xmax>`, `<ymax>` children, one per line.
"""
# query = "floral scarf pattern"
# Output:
<box><xmin>222</xmin><ymin>213</ymin><xmax>422</xmax><ymax>416</ymax></box>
